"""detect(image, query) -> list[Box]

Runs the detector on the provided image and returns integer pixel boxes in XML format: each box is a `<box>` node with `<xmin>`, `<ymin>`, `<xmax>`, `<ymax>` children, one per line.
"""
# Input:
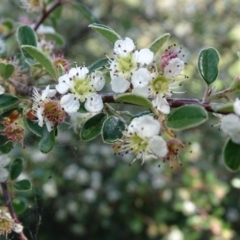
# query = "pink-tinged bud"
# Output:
<box><xmin>1</xmin><ymin>122</ymin><xmax>24</xmax><ymax>145</ymax></box>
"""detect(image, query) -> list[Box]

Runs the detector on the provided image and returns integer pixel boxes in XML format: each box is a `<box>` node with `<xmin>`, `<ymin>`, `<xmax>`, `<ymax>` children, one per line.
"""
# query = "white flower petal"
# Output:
<box><xmin>234</xmin><ymin>98</ymin><xmax>240</xmax><ymax>116</ymax></box>
<box><xmin>45</xmin><ymin>120</ymin><xmax>54</xmax><ymax>132</ymax></box>
<box><xmin>56</xmin><ymin>74</ymin><xmax>70</xmax><ymax>94</ymax></box>
<box><xmin>133</xmin><ymin>48</ymin><xmax>154</xmax><ymax>65</ymax></box>
<box><xmin>164</xmin><ymin>58</ymin><xmax>184</xmax><ymax>78</ymax></box>
<box><xmin>131</xmin><ymin>68</ymin><xmax>151</xmax><ymax>88</ymax></box>
<box><xmin>41</xmin><ymin>85</ymin><xmax>56</xmax><ymax>100</ymax></box>
<box><xmin>221</xmin><ymin>114</ymin><xmax>240</xmax><ymax>134</ymax></box>
<box><xmin>75</xmin><ymin>66</ymin><xmax>89</xmax><ymax>79</ymax></box>
<box><xmin>0</xmin><ymin>38</ymin><xmax>6</xmax><ymax>54</ymax></box>
<box><xmin>230</xmin><ymin>132</ymin><xmax>240</xmax><ymax>144</ymax></box>
<box><xmin>60</xmin><ymin>94</ymin><xmax>80</xmax><ymax>113</ymax></box>
<box><xmin>90</xmin><ymin>71</ymin><xmax>105</xmax><ymax>91</ymax></box>
<box><xmin>152</xmin><ymin>94</ymin><xmax>170</xmax><ymax>114</ymax></box>
<box><xmin>0</xmin><ymin>85</ymin><xmax>5</xmax><ymax>94</ymax></box>
<box><xmin>128</xmin><ymin>115</ymin><xmax>160</xmax><ymax>138</ymax></box>
<box><xmin>149</xmin><ymin>136</ymin><xmax>168</xmax><ymax>158</ymax></box>
<box><xmin>0</xmin><ymin>155</ymin><xmax>11</xmax><ymax>167</ymax></box>
<box><xmin>12</xmin><ymin>223</ymin><xmax>23</xmax><ymax>233</ymax></box>
<box><xmin>111</xmin><ymin>76</ymin><xmax>130</xmax><ymax>93</ymax></box>
<box><xmin>36</xmin><ymin>108</ymin><xmax>44</xmax><ymax>127</ymax></box>
<box><xmin>84</xmin><ymin>94</ymin><xmax>103</xmax><ymax>113</ymax></box>
<box><xmin>114</xmin><ymin>37</ymin><xmax>135</xmax><ymax>56</ymax></box>
<box><xmin>0</xmin><ymin>168</ymin><xmax>9</xmax><ymax>182</ymax></box>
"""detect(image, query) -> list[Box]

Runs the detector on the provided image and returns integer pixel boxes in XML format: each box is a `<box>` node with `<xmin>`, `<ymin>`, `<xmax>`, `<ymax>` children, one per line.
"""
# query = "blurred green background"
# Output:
<box><xmin>1</xmin><ymin>0</ymin><xmax>240</xmax><ymax>239</ymax></box>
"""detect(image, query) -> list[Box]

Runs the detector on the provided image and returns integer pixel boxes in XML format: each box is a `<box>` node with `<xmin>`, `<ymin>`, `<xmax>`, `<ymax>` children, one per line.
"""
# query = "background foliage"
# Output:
<box><xmin>1</xmin><ymin>0</ymin><xmax>240</xmax><ymax>239</ymax></box>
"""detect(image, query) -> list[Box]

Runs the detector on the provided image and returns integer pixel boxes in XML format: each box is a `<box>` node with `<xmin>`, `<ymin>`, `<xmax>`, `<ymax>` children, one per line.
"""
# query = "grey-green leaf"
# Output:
<box><xmin>149</xmin><ymin>33</ymin><xmax>170</xmax><ymax>55</ymax></box>
<box><xmin>0</xmin><ymin>94</ymin><xmax>19</xmax><ymax>114</ymax></box>
<box><xmin>38</xmin><ymin>125</ymin><xmax>55</xmax><ymax>153</ymax></box>
<box><xmin>9</xmin><ymin>158</ymin><xmax>23</xmax><ymax>180</ymax></box>
<box><xmin>102</xmin><ymin>117</ymin><xmax>125</xmax><ymax>143</ymax></box>
<box><xmin>12</xmin><ymin>197</ymin><xmax>28</xmax><ymax>214</ymax></box>
<box><xmin>81</xmin><ymin>113</ymin><xmax>107</xmax><ymax>141</ymax></box>
<box><xmin>0</xmin><ymin>63</ymin><xmax>15</xmax><ymax>79</ymax></box>
<box><xmin>89</xmin><ymin>23</ymin><xmax>121</xmax><ymax>44</ymax></box>
<box><xmin>14</xmin><ymin>179</ymin><xmax>32</xmax><ymax>191</ymax></box>
<box><xmin>21</xmin><ymin>45</ymin><xmax>57</xmax><ymax>79</ymax></box>
<box><xmin>224</xmin><ymin>139</ymin><xmax>240</xmax><ymax>171</ymax></box>
<box><xmin>115</xmin><ymin>93</ymin><xmax>153</xmax><ymax>109</ymax></box>
<box><xmin>16</xmin><ymin>25</ymin><xmax>37</xmax><ymax>61</ymax></box>
<box><xmin>167</xmin><ymin>105</ymin><xmax>208</xmax><ymax>130</ymax></box>
<box><xmin>89</xmin><ymin>58</ymin><xmax>110</xmax><ymax>73</ymax></box>
<box><xmin>198</xmin><ymin>47</ymin><xmax>220</xmax><ymax>85</ymax></box>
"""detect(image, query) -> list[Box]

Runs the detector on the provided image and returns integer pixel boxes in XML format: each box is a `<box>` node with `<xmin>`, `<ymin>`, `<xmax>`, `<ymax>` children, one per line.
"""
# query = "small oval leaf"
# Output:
<box><xmin>88</xmin><ymin>58</ymin><xmax>111</xmax><ymax>73</ymax></box>
<box><xmin>149</xmin><ymin>33</ymin><xmax>170</xmax><ymax>55</ymax></box>
<box><xmin>38</xmin><ymin>125</ymin><xmax>55</xmax><ymax>153</ymax></box>
<box><xmin>198</xmin><ymin>47</ymin><xmax>220</xmax><ymax>85</ymax></box>
<box><xmin>167</xmin><ymin>105</ymin><xmax>208</xmax><ymax>130</ymax></box>
<box><xmin>14</xmin><ymin>179</ymin><xmax>31</xmax><ymax>191</ymax></box>
<box><xmin>102</xmin><ymin>117</ymin><xmax>125</xmax><ymax>143</ymax></box>
<box><xmin>115</xmin><ymin>93</ymin><xmax>153</xmax><ymax>109</ymax></box>
<box><xmin>12</xmin><ymin>197</ymin><xmax>28</xmax><ymax>214</ymax></box>
<box><xmin>81</xmin><ymin>113</ymin><xmax>107</xmax><ymax>141</ymax></box>
<box><xmin>0</xmin><ymin>135</ymin><xmax>12</xmax><ymax>153</ymax></box>
<box><xmin>0</xmin><ymin>63</ymin><xmax>15</xmax><ymax>79</ymax></box>
<box><xmin>24</xmin><ymin>118</ymin><xmax>42</xmax><ymax>137</ymax></box>
<box><xmin>0</xmin><ymin>94</ymin><xmax>19</xmax><ymax>114</ymax></box>
<box><xmin>224</xmin><ymin>139</ymin><xmax>240</xmax><ymax>171</ymax></box>
<box><xmin>17</xmin><ymin>25</ymin><xmax>37</xmax><ymax>61</ymax></box>
<box><xmin>21</xmin><ymin>45</ymin><xmax>57</xmax><ymax>79</ymax></box>
<box><xmin>89</xmin><ymin>23</ymin><xmax>121</xmax><ymax>44</ymax></box>
<box><xmin>9</xmin><ymin>158</ymin><xmax>23</xmax><ymax>180</ymax></box>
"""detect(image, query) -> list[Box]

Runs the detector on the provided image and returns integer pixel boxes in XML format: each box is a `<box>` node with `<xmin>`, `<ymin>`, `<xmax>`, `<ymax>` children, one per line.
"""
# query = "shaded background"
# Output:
<box><xmin>1</xmin><ymin>0</ymin><xmax>240</xmax><ymax>239</ymax></box>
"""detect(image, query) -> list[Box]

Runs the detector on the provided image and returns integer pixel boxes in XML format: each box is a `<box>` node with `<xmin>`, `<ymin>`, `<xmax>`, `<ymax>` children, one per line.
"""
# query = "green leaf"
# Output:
<box><xmin>45</xmin><ymin>32</ymin><xmax>65</xmax><ymax>46</ymax></box>
<box><xmin>102</xmin><ymin>117</ymin><xmax>125</xmax><ymax>143</ymax></box>
<box><xmin>81</xmin><ymin>113</ymin><xmax>107</xmax><ymax>141</ymax></box>
<box><xmin>224</xmin><ymin>139</ymin><xmax>240</xmax><ymax>171</ymax></box>
<box><xmin>24</xmin><ymin>117</ymin><xmax>42</xmax><ymax>137</ymax></box>
<box><xmin>38</xmin><ymin>125</ymin><xmax>55</xmax><ymax>153</ymax></box>
<box><xmin>21</xmin><ymin>45</ymin><xmax>57</xmax><ymax>79</ymax></box>
<box><xmin>12</xmin><ymin>197</ymin><xmax>28</xmax><ymax>214</ymax></box>
<box><xmin>9</xmin><ymin>158</ymin><xmax>23</xmax><ymax>180</ymax></box>
<box><xmin>14</xmin><ymin>179</ymin><xmax>31</xmax><ymax>191</ymax></box>
<box><xmin>198</xmin><ymin>47</ymin><xmax>220</xmax><ymax>85</ymax></box>
<box><xmin>0</xmin><ymin>94</ymin><xmax>19</xmax><ymax>114</ymax></box>
<box><xmin>0</xmin><ymin>135</ymin><xmax>12</xmax><ymax>153</ymax></box>
<box><xmin>73</xmin><ymin>3</ymin><xmax>100</xmax><ymax>23</ymax></box>
<box><xmin>89</xmin><ymin>23</ymin><xmax>121</xmax><ymax>44</ymax></box>
<box><xmin>88</xmin><ymin>58</ymin><xmax>111</xmax><ymax>73</ymax></box>
<box><xmin>115</xmin><ymin>93</ymin><xmax>153</xmax><ymax>109</ymax></box>
<box><xmin>0</xmin><ymin>63</ymin><xmax>14</xmax><ymax>79</ymax></box>
<box><xmin>16</xmin><ymin>25</ymin><xmax>37</xmax><ymax>61</ymax></box>
<box><xmin>167</xmin><ymin>105</ymin><xmax>208</xmax><ymax>130</ymax></box>
<box><xmin>149</xmin><ymin>33</ymin><xmax>170</xmax><ymax>54</ymax></box>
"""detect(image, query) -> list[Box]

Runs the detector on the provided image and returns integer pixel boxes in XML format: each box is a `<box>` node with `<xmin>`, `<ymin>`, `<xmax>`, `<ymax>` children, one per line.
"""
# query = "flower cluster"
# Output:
<box><xmin>220</xmin><ymin>98</ymin><xmax>240</xmax><ymax>144</ymax></box>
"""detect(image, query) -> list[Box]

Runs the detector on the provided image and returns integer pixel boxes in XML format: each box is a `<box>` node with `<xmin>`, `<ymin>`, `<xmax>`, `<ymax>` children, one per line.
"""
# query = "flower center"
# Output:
<box><xmin>151</xmin><ymin>76</ymin><xmax>169</xmax><ymax>95</ymax></box>
<box><xmin>43</xmin><ymin>101</ymin><xmax>66</xmax><ymax>123</ymax></box>
<box><xmin>129</xmin><ymin>135</ymin><xmax>148</xmax><ymax>154</ymax></box>
<box><xmin>116</xmin><ymin>54</ymin><xmax>137</xmax><ymax>79</ymax></box>
<box><xmin>73</xmin><ymin>77</ymin><xmax>92</xmax><ymax>101</ymax></box>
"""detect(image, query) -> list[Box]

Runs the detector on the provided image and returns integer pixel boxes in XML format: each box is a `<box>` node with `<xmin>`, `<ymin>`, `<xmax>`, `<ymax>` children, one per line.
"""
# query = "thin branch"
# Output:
<box><xmin>101</xmin><ymin>94</ymin><xmax>230</xmax><ymax>114</ymax></box>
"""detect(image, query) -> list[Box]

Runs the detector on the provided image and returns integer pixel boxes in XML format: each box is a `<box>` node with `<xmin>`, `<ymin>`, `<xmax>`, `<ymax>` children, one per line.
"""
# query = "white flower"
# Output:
<box><xmin>32</xmin><ymin>86</ymin><xmax>66</xmax><ymax>132</ymax></box>
<box><xmin>0</xmin><ymin>207</ymin><xmax>23</xmax><ymax>236</ymax></box>
<box><xmin>113</xmin><ymin>115</ymin><xmax>168</xmax><ymax>164</ymax></box>
<box><xmin>110</xmin><ymin>37</ymin><xmax>154</xmax><ymax>93</ymax></box>
<box><xmin>0</xmin><ymin>38</ymin><xmax>6</xmax><ymax>54</ymax></box>
<box><xmin>221</xmin><ymin>114</ymin><xmax>240</xmax><ymax>144</ymax></box>
<box><xmin>0</xmin><ymin>155</ymin><xmax>10</xmax><ymax>182</ymax></box>
<box><xmin>0</xmin><ymin>85</ymin><xmax>5</xmax><ymax>94</ymax></box>
<box><xmin>56</xmin><ymin>66</ymin><xmax>105</xmax><ymax>113</ymax></box>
